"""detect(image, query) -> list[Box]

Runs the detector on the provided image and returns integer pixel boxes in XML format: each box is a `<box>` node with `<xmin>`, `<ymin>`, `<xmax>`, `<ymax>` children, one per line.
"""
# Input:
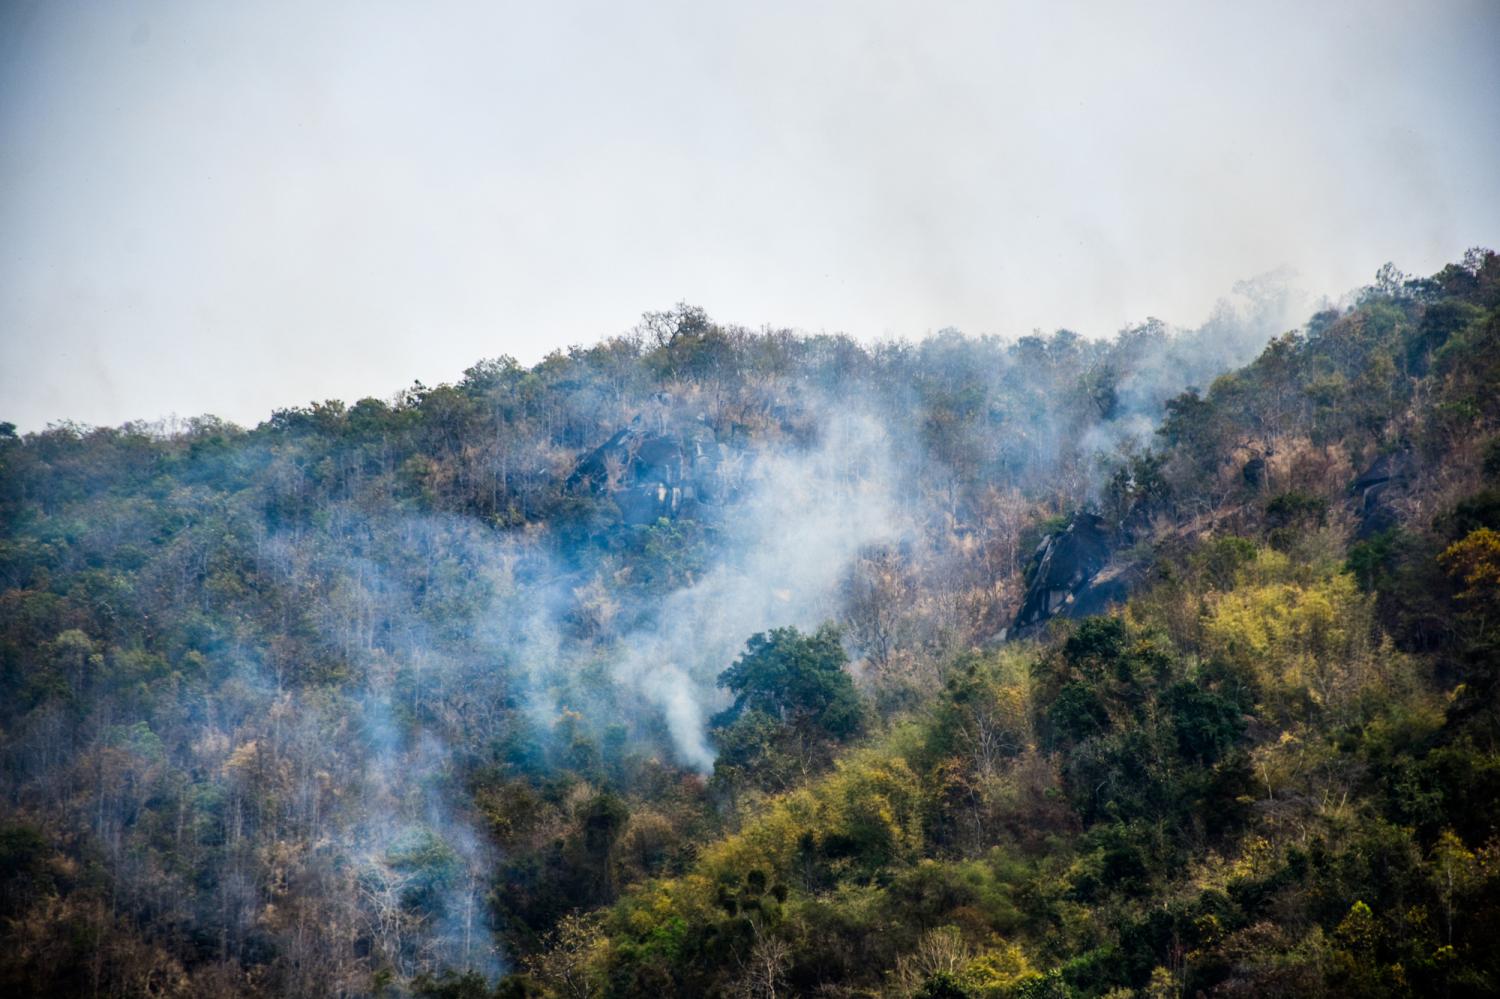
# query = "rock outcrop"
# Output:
<box><xmin>1351</xmin><ymin>450</ymin><xmax>1411</xmax><ymax>538</ymax></box>
<box><xmin>1010</xmin><ymin>513</ymin><xmax>1134</xmax><ymax>637</ymax></box>
<box><xmin>567</xmin><ymin>426</ymin><xmax>731</xmax><ymax>525</ymax></box>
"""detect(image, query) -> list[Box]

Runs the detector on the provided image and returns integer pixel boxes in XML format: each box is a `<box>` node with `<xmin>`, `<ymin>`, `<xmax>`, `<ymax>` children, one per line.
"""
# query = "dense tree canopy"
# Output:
<box><xmin>2</xmin><ymin>250</ymin><xmax>1499</xmax><ymax>997</ymax></box>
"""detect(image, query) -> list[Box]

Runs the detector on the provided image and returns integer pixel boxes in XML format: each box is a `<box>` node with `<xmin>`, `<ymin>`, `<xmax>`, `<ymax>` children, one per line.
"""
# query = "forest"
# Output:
<box><xmin>2</xmin><ymin>249</ymin><xmax>1499</xmax><ymax>998</ymax></box>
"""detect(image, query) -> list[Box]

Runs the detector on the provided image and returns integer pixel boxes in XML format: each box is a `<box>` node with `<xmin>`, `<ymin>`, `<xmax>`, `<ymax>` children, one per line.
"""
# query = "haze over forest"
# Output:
<box><xmin>3</xmin><ymin>4</ymin><xmax>1500</xmax><ymax>999</ymax></box>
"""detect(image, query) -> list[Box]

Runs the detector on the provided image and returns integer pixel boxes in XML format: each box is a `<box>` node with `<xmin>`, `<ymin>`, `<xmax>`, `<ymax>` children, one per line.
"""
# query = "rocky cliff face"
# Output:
<box><xmin>1351</xmin><ymin>449</ymin><xmax>1412</xmax><ymax>538</ymax></box>
<box><xmin>1005</xmin><ymin>447</ymin><xmax>1422</xmax><ymax>638</ymax></box>
<box><xmin>567</xmin><ymin>426</ymin><xmax>732</xmax><ymax>525</ymax></box>
<box><xmin>1010</xmin><ymin>512</ymin><xmax>1140</xmax><ymax>638</ymax></box>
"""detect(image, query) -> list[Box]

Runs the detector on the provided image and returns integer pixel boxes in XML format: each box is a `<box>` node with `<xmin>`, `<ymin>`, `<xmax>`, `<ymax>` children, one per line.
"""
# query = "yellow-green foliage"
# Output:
<box><xmin>961</xmin><ymin>940</ymin><xmax>1038</xmax><ymax>996</ymax></box>
<box><xmin>697</xmin><ymin>749</ymin><xmax>925</xmax><ymax>884</ymax></box>
<box><xmin>888</xmin><ymin>924</ymin><xmax>1037</xmax><ymax>998</ymax></box>
<box><xmin>615</xmin><ymin>749</ymin><xmax>925</xmax><ymax>945</ymax></box>
<box><xmin>1201</xmin><ymin>548</ymin><xmax>1379</xmax><ymax>720</ymax></box>
<box><xmin>1441</xmin><ymin>527</ymin><xmax>1500</xmax><ymax>614</ymax></box>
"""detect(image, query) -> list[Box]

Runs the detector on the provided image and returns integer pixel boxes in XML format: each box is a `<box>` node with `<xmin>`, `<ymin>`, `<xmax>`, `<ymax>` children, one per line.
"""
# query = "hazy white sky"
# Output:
<box><xmin>2</xmin><ymin>0</ymin><xmax>1497</xmax><ymax>430</ymax></box>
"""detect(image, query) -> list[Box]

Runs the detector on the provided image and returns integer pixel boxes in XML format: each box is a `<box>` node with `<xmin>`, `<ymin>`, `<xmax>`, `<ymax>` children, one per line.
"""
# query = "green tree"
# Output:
<box><xmin>711</xmin><ymin>626</ymin><xmax>865</xmax><ymax>790</ymax></box>
<box><xmin>714</xmin><ymin>626</ymin><xmax>863</xmax><ymax>738</ymax></box>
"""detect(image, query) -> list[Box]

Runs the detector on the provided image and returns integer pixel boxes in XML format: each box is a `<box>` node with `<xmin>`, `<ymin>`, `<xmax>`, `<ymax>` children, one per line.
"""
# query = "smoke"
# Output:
<box><xmin>247</xmin><ymin>510</ymin><xmax>524</xmax><ymax>982</ymax></box>
<box><xmin>1078</xmin><ymin>268</ymin><xmax>1313</xmax><ymax>466</ymax></box>
<box><xmin>353</xmin><ymin>712</ymin><xmax>504</xmax><ymax>980</ymax></box>
<box><xmin>178</xmin><ymin>402</ymin><xmax>902</xmax><ymax>990</ymax></box>
<box><xmin>600</xmin><ymin>407</ymin><xmax>902</xmax><ymax>770</ymax></box>
<box><xmin>251</xmin><ymin>271</ymin><xmax>1311</xmax><ymax>782</ymax></box>
<box><xmin>213</xmin><ymin>278</ymin><xmax>1303</xmax><ymax>982</ymax></box>
<box><xmin>0</xmin><ymin>270</ymin><xmax>1342</xmax><ymax>992</ymax></box>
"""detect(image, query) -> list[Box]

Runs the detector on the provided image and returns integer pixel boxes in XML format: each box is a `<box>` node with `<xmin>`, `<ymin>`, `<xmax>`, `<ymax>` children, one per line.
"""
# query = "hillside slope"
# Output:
<box><xmin>2</xmin><ymin>253</ymin><xmax>1498</xmax><ymax>998</ymax></box>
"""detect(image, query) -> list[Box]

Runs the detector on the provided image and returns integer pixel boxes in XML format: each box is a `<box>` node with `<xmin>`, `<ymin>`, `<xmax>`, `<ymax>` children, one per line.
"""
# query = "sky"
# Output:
<box><xmin>1</xmin><ymin>0</ymin><xmax>1497</xmax><ymax>432</ymax></box>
